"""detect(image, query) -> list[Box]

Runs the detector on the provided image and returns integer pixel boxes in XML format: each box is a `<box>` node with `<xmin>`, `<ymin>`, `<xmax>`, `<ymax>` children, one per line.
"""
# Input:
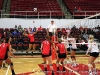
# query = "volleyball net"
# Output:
<box><xmin>60</xmin><ymin>13</ymin><xmax>100</xmax><ymax>29</ymax></box>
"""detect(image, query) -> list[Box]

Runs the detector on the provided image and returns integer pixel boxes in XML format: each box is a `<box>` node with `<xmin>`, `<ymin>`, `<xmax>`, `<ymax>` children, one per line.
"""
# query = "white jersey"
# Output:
<box><xmin>61</xmin><ymin>39</ymin><xmax>69</xmax><ymax>48</ymax></box>
<box><xmin>48</xmin><ymin>24</ymin><xmax>57</xmax><ymax>33</ymax></box>
<box><xmin>68</xmin><ymin>37</ymin><xmax>77</xmax><ymax>49</ymax></box>
<box><xmin>88</xmin><ymin>41</ymin><xmax>99</xmax><ymax>53</ymax></box>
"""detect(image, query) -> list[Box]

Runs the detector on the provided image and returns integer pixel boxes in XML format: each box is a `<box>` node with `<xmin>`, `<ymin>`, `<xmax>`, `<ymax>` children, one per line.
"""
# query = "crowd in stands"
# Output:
<box><xmin>0</xmin><ymin>24</ymin><xmax>100</xmax><ymax>51</ymax></box>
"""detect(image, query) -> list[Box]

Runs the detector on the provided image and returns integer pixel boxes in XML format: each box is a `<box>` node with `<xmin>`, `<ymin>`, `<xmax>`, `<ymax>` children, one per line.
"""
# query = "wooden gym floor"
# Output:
<box><xmin>1</xmin><ymin>55</ymin><xmax>100</xmax><ymax>75</ymax></box>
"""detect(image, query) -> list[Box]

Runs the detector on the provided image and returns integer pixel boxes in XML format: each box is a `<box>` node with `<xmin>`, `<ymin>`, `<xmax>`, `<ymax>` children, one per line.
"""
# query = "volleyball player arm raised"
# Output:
<box><xmin>32</xmin><ymin>29</ymin><xmax>38</xmax><ymax>35</ymax></box>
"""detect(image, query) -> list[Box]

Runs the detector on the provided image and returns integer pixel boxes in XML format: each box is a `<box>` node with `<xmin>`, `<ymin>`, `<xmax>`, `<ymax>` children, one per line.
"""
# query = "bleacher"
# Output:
<box><xmin>0</xmin><ymin>0</ymin><xmax>3</xmax><ymax>17</ymax></box>
<box><xmin>64</xmin><ymin>0</ymin><xmax>100</xmax><ymax>18</ymax></box>
<box><xmin>10</xmin><ymin>0</ymin><xmax>64</xmax><ymax>18</ymax></box>
<box><xmin>0</xmin><ymin>0</ymin><xmax>3</xmax><ymax>9</ymax></box>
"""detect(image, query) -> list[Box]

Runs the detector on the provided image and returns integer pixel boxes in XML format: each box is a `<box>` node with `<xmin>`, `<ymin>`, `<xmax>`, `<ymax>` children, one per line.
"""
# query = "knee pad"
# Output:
<box><xmin>10</xmin><ymin>63</ymin><xmax>13</xmax><ymax>66</ymax></box>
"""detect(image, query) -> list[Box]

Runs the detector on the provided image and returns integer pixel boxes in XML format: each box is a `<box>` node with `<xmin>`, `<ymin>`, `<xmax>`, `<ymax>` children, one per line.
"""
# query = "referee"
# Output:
<box><xmin>48</xmin><ymin>20</ymin><xmax>57</xmax><ymax>37</ymax></box>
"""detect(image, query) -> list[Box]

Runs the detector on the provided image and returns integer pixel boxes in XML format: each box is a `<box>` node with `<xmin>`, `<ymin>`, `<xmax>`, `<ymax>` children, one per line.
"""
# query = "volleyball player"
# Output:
<box><xmin>67</xmin><ymin>35</ymin><xmax>77</xmax><ymax>64</ymax></box>
<box><xmin>0</xmin><ymin>39</ymin><xmax>8</xmax><ymax>68</ymax></box>
<box><xmin>86</xmin><ymin>34</ymin><xmax>99</xmax><ymax>75</ymax></box>
<box><xmin>61</xmin><ymin>36</ymin><xmax>70</xmax><ymax>63</ymax></box>
<box><xmin>8</xmin><ymin>37</ymin><xmax>16</xmax><ymax>58</ymax></box>
<box><xmin>23</xmin><ymin>28</ymin><xmax>38</xmax><ymax>55</ymax></box>
<box><xmin>56</xmin><ymin>38</ymin><xmax>67</xmax><ymax>64</ymax></box>
<box><xmin>40</xmin><ymin>35</ymin><xmax>54</xmax><ymax>72</ymax></box>
<box><xmin>0</xmin><ymin>37</ymin><xmax>16</xmax><ymax>75</ymax></box>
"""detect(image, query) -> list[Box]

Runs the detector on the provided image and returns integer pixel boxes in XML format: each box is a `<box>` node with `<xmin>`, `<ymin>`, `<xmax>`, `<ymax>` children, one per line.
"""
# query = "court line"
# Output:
<box><xmin>16</xmin><ymin>56</ymin><xmax>100</xmax><ymax>58</ymax></box>
<box><xmin>6</xmin><ymin>65</ymin><xmax>10</xmax><ymax>75</ymax></box>
<box><xmin>59</xmin><ymin>63</ymin><xmax>80</xmax><ymax>75</ymax></box>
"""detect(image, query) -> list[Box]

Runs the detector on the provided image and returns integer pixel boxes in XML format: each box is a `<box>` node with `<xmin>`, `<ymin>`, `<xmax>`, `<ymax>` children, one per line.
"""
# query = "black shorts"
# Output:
<box><xmin>72</xmin><ymin>48</ymin><xmax>77</xmax><ymax>51</ymax></box>
<box><xmin>58</xmin><ymin>53</ymin><xmax>66</xmax><ymax>59</ymax></box>
<box><xmin>42</xmin><ymin>50</ymin><xmax>51</xmax><ymax>58</ymax></box>
<box><xmin>90</xmin><ymin>52</ymin><xmax>99</xmax><ymax>58</ymax></box>
<box><xmin>29</xmin><ymin>42</ymin><xmax>35</xmax><ymax>44</ymax></box>
<box><xmin>67</xmin><ymin>48</ymin><xmax>71</xmax><ymax>51</ymax></box>
<box><xmin>67</xmin><ymin>48</ymin><xmax>77</xmax><ymax>51</ymax></box>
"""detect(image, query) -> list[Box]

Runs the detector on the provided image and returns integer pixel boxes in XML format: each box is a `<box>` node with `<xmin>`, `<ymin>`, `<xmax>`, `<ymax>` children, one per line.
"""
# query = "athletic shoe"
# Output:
<box><xmin>12</xmin><ymin>73</ymin><xmax>16</xmax><ymax>75</ymax></box>
<box><xmin>89</xmin><ymin>71</ymin><xmax>93</xmax><ymax>75</ymax></box>
<box><xmin>31</xmin><ymin>52</ymin><xmax>34</xmax><ymax>56</ymax></box>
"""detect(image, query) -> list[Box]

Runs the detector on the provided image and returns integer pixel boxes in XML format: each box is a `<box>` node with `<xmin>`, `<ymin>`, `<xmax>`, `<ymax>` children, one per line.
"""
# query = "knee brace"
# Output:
<box><xmin>9</xmin><ymin>63</ymin><xmax>13</xmax><ymax>66</ymax></box>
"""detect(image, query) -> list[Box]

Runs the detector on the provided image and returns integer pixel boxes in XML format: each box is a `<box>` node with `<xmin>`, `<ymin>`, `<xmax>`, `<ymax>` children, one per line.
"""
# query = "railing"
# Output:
<box><xmin>0</xmin><ymin>10</ymin><xmax>65</xmax><ymax>19</ymax></box>
<box><xmin>73</xmin><ymin>11</ymin><xmax>100</xmax><ymax>19</ymax></box>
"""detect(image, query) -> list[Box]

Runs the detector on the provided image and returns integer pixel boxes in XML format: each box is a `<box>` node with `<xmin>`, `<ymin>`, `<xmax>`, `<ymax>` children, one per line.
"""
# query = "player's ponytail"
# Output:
<box><xmin>45</xmin><ymin>35</ymin><xmax>53</xmax><ymax>45</ymax></box>
<box><xmin>88</xmin><ymin>34</ymin><xmax>94</xmax><ymax>43</ymax></box>
<box><xmin>5</xmin><ymin>37</ymin><xmax>10</xmax><ymax>43</ymax></box>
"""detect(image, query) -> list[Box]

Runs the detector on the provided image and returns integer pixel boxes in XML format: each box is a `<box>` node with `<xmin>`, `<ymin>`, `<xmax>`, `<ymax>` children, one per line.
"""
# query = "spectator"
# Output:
<box><xmin>6</xmin><ymin>31</ymin><xmax>12</xmax><ymax>37</ymax></box>
<box><xmin>33</xmin><ymin>27</ymin><xmax>36</xmax><ymax>32</ymax></box>
<box><xmin>77</xmin><ymin>7</ymin><xmax>82</xmax><ymax>12</ymax></box>
<box><xmin>74</xmin><ymin>7</ymin><xmax>77</xmax><ymax>12</ymax></box>
<box><xmin>66</xmin><ymin>28</ymin><xmax>71</xmax><ymax>36</ymax></box>
<box><xmin>18</xmin><ymin>36</ymin><xmax>23</xmax><ymax>44</ymax></box>
<box><xmin>18</xmin><ymin>25</ymin><xmax>23</xmax><ymax>32</ymax></box>
<box><xmin>12</xmin><ymin>30</ymin><xmax>18</xmax><ymax>36</ymax></box>
<box><xmin>12</xmin><ymin>37</ymin><xmax>18</xmax><ymax>44</ymax></box>
<box><xmin>84</xmin><ymin>26</ymin><xmax>88</xmax><ymax>34</ymax></box>
<box><xmin>72</xmin><ymin>25</ymin><xmax>76</xmax><ymax>30</ymax></box>
<box><xmin>28</xmin><ymin>27</ymin><xmax>33</xmax><ymax>33</ymax></box>
<box><xmin>79</xmin><ymin>26</ymin><xmax>84</xmax><ymax>35</ymax></box>
<box><xmin>14</xmin><ymin>25</ymin><xmax>17</xmax><ymax>30</ymax></box>
<box><xmin>33</xmin><ymin>7</ymin><xmax>37</xmax><ymax>12</ymax></box>
<box><xmin>38</xmin><ymin>25</ymin><xmax>42</xmax><ymax>31</ymax></box>
<box><xmin>1</xmin><ymin>32</ymin><xmax>7</xmax><ymax>39</ymax></box>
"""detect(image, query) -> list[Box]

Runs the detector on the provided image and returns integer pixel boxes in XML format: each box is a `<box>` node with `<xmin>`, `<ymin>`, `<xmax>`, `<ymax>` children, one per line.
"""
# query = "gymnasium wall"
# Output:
<box><xmin>0</xmin><ymin>18</ymin><xmax>100</xmax><ymax>28</ymax></box>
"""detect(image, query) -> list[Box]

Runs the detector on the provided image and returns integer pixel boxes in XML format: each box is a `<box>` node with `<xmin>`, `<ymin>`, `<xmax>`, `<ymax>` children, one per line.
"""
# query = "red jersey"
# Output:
<box><xmin>42</xmin><ymin>40</ymin><xmax>51</xmax><ymax>55</ymax></box>
<box><xmin>0</xmin><ymin>43</ymin><xmax>10</xmax><ymax>59</ymax></box>
<box><xmin>28</xmin><ymin>34</ymin><xmax>34</xmax><ymax>42</ymax></box>
<box><xmin>51</xmin><ymin>36</ymin><xmax>57</xmax><ymax>42</ymax></box>
<box><xmin>0</xmin><ymin>44</ymin><xmax>1</xmax><ymax>48</ymax></box>
<box><xmin>56</xmin><ymin>43</ymin><xmax>66</xmax><ymax>54</ymax></box>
